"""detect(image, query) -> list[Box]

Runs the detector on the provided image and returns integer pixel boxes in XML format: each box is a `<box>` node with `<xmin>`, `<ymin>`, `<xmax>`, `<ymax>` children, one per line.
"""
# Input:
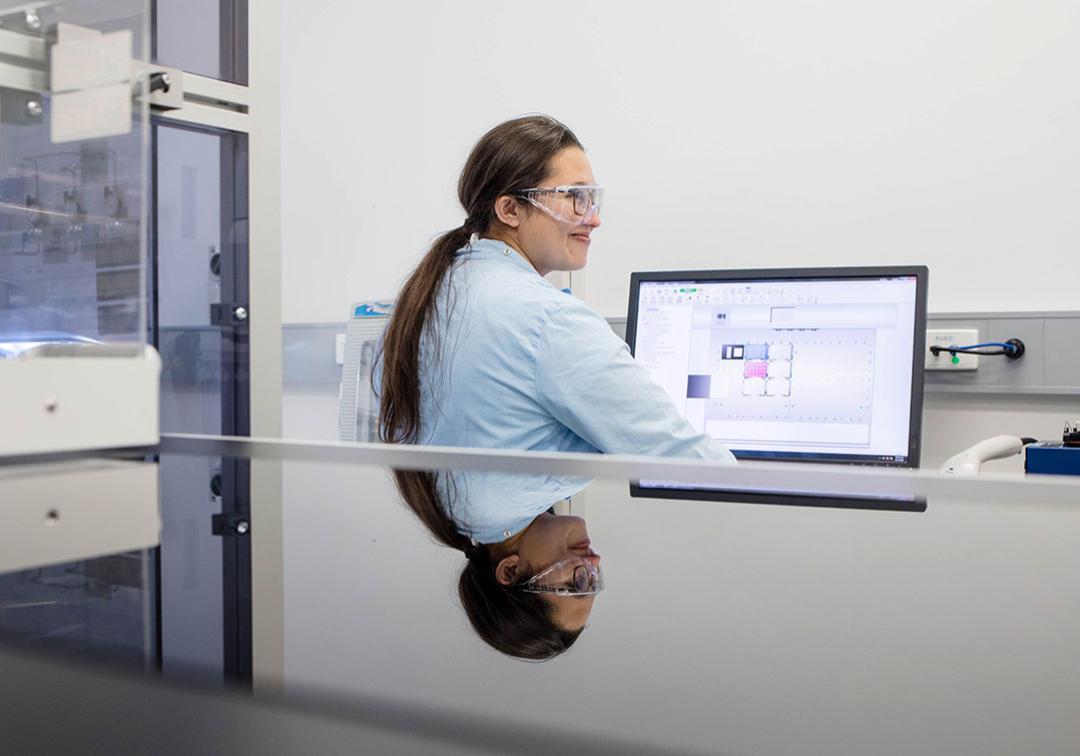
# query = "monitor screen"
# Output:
<box><xmin>626</xmin><ymin>266</ymin><xmax>928</xmax><ymax>508</ymax></box>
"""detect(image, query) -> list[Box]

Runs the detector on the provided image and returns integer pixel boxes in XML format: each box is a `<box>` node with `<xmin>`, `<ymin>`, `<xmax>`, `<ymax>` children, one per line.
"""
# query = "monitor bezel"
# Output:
<box><xmin>630</xmin><ymin>485</ymin><xmax>928</xmax><ymax>513</ymax></box>
<box><xmin>625</xmin><ymin>265</ymin><xmax>928</xmax><ymax>502</ymax></box>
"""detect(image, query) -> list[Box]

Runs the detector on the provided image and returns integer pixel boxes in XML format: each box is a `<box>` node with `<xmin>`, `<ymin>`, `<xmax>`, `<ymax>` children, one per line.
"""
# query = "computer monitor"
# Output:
<box><xmin>625</xmin><ymin>266</ymin><xmax>928</xmax><ymax>510</ymax></box>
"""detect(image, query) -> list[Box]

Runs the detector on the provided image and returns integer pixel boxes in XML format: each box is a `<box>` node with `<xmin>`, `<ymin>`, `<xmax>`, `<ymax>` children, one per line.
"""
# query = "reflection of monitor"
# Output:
<box><xmin>626</xmin><ymin>266</ymin><xmax>928</xmax><ymax>510</ymax></box>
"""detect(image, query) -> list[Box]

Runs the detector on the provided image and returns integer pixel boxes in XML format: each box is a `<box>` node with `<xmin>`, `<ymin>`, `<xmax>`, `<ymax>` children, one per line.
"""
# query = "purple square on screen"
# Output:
<box><xmin>687</xmin><ymin>374</ymin><xmax>711</xmax><ymax>399</ymax></box>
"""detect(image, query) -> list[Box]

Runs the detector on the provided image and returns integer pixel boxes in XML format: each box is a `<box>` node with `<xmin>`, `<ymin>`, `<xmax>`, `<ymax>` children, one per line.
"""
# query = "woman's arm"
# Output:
<box><xmin>534</xmin><ymin>296</ymin><xmax>736</xmax><ymax>462</ymax></box>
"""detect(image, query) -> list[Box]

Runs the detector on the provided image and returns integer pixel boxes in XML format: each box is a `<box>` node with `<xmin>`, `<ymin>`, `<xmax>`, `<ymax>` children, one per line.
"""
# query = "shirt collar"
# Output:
<box><xmin>458</xmin><ymin>235</ymin><xmax>543</xmax><ymax>277</ymax></box>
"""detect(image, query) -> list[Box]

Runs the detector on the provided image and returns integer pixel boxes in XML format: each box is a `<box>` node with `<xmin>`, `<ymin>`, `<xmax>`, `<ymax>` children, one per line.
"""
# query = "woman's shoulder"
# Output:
<box><xmin>539</xmin><ymin>287</ymin><xmax>614</xmax><ymax>333</ymax></box>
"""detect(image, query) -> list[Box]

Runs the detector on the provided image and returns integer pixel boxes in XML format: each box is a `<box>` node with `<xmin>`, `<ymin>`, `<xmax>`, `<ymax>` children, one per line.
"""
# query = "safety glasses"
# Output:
<box><xmin>518</xmin><ymin>556</ymin><xmax>604</xmax><ymax>597</ymax></box>
<box><xmin>514</xmin><ymin>184</ymin><xmax>603</xmax><ymax>226</ymax></box>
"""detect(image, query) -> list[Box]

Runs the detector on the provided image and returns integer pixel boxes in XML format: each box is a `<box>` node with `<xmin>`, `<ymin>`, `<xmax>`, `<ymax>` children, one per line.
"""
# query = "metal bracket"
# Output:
<box><xmin>0</xmin><ymin>22</ymin><xmax>248</xmax><ymax>132</ymax></box>
<box><xmin>138</xmin><ymin>64</ymin><xmax>184</xmax><ymax>111</ymax></box>
<box><xmin>210</xmin><ymin>303</ymin><xmax>250</xmax><ymax>326</ymax></box>
<box><xmin>211</xmin><ymin>512</ymin><xmax>250</xmax><ymax>537</ymax></box>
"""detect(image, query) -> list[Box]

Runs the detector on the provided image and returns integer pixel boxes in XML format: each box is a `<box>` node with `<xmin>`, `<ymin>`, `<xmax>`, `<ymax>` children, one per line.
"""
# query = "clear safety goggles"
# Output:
<box><xmin>515</xmin><ymin>184</ymin><xmax>603</xmax><ymax>226</ymax></box>
<box><xmin>519</xmin><ymin>556</ymin><xmax>605</xmax><ymax>597</ymax></box>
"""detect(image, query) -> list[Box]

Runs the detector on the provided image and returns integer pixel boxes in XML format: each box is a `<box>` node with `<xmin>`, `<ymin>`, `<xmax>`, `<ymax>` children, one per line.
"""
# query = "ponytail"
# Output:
<box><xmin>378</xmin><ymin>223</ymin><xmax>471</xmax><ymax>447</ymax></box>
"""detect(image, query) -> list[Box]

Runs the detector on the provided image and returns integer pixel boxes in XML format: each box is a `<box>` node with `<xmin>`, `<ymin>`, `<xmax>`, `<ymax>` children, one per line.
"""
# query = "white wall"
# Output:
<box><xmin>282</xmin><ymin>0</ymin><xmax>1080</xmax><ymax>322</ymax></box>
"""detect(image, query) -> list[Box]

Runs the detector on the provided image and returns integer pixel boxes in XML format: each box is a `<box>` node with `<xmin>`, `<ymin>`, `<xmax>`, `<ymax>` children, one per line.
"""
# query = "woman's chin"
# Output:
<box><xmin>566</xmin><ymin>252</ymin><xmax>588</xmax><ymax>271</ymax></box>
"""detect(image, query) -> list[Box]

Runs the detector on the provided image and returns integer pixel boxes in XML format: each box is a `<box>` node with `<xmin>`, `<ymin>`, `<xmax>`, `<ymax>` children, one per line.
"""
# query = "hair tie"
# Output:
<box><xmin>464</xmin><ymin>536</ymin><xmax>483</xmax><ymax>561</ymax></box>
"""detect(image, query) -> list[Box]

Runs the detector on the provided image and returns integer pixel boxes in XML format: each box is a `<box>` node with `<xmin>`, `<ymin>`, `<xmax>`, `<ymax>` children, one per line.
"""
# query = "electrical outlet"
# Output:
<box><xmin>926</xmin><ymin>329</ymin><xmax>979</xmax><ymax>371</ymax></box>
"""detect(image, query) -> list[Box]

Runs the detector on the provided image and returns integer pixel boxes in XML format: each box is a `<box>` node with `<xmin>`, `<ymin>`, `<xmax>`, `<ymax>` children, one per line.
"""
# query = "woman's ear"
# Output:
<box><xmin>493</xmin><ymin>195</ymin><xmax>521</xmax><ymax>228</ymax></box>
<box><xmin>494</xmin><ymin>554</ymin><xmax>522</xmax><ymax>586</ymax></box>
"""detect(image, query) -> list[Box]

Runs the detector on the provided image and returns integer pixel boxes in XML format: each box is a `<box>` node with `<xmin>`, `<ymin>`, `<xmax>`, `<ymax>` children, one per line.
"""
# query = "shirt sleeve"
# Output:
<box><xmin>533</xmin><ymin>295</ymin><xmax>737</xmax><ymax>463</ymax></box>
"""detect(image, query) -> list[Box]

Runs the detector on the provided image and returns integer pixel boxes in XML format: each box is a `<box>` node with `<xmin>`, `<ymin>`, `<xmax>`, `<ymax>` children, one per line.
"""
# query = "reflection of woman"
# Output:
<box><xmin>378</xmin><ymin>115</ymin><xmax>734</xmax><ymax>659</ymax></box>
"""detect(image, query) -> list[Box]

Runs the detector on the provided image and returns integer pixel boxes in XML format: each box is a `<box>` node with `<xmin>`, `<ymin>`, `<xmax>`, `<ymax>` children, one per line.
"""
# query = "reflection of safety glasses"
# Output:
<box><xmin>519</xmin><ymin>557</ymin><xmax>604</xmax><ymax>596</ymax></box>
<box><xmin>514</xmin><ymin>184</ymin><xmax>603</xmax><ymax>226</ymax></box>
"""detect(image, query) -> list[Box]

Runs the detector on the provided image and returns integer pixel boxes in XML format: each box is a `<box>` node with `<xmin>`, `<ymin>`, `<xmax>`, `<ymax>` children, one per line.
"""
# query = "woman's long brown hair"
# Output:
<box><xmin>377</xmin><ymin>115</ymin><xmax>585</xmax><ymax>659</ymax></box>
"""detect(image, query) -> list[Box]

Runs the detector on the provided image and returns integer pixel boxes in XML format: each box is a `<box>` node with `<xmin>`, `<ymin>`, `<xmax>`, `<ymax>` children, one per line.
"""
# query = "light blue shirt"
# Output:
<box><xmin>384</xmin><ymin>236</ymin><xmax>735</xmax><ymax>544</ymax></box>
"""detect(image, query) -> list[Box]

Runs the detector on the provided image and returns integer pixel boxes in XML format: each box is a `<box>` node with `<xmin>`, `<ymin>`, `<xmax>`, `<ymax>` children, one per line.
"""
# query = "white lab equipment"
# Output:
<box><xmin>0</xmin><ymin>341</ymin><xmax>161</xmax><ymax>457</ymax></box>
<box><xmin>338</xmin><ymin>301</ymin><xmax>393</xmax><ymax>442</ymax></box>
<box><xmin>938</xmin><ymin>435</ymin><xmax>1032</xmax><ymax>476</ymax></box>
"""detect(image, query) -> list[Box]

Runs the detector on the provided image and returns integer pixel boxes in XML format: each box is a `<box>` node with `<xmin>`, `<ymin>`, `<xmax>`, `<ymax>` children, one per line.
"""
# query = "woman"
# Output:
<box><xmin>378</xmin><ymin>115</ymin><xmax>734</xmax><ymax>659</ymax></box>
